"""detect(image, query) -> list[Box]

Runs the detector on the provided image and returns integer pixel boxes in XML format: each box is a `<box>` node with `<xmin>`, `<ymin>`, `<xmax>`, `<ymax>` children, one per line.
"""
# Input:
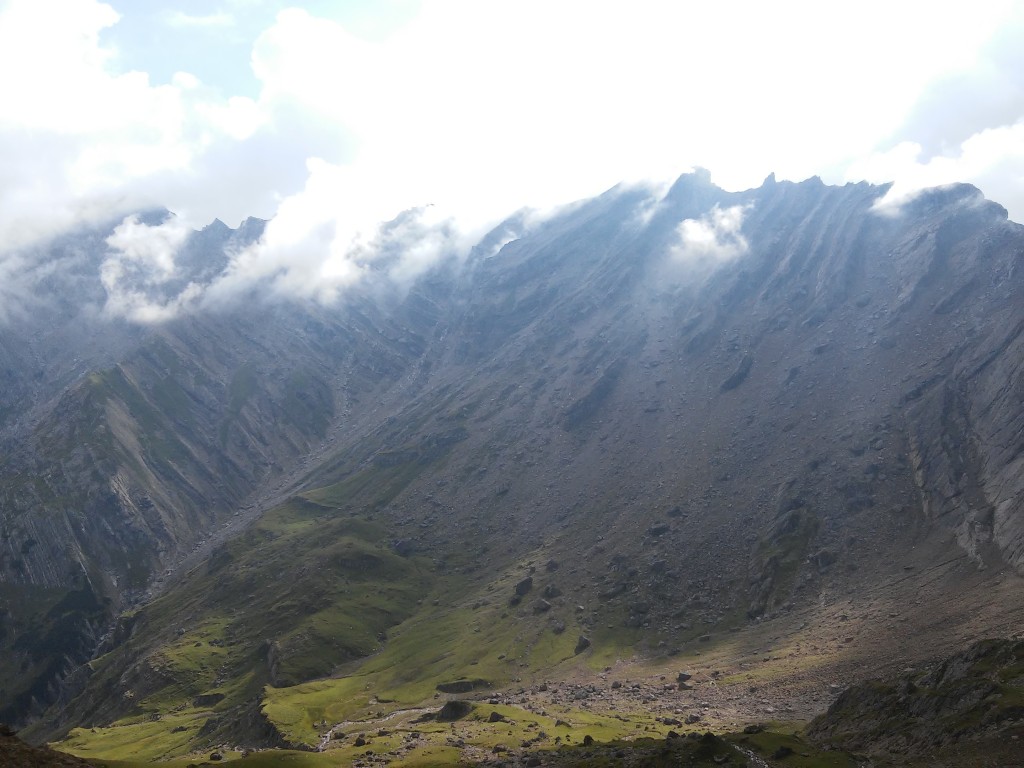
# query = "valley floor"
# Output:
<box><xmin>48</xmin><ymin>545</ymin><xmax>1024</xmax><ymax>767</ymax></box>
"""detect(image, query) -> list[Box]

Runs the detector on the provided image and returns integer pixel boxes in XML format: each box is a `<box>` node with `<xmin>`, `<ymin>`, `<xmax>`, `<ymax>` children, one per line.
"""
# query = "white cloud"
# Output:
<box><xmin>850</xmin><ymin>5</ymin><xmax>1024</xmax><ymax>222</ymax></box>
<box><xmin>0</xmin><ymin>0</ymin><xmax>1022</xmax><ymax>323</ymax></box>
<box><xmin>163</xmin><ymin>10</ymin><xmax>235</xmax><ymax>28</ymax></box>
<box><xmin>222</xmin><ymin>0</ymin><xmax>1023</xmax><ymax>301</ymax></box>
<box><xmin>198</xmin><ymin>159</ymin><xmax>468</xmax><ymax>307</ymax></box>
<box><xmin>104</xmin><ymin>214</ymin><xmax>190</xmax><ymax>281</ymax></box>
<box><xmin>853</xmin><ymin>120</ymin><xmax>1024</xmax><ymax>219</ymax></box>
<box><xmin>0</xmin><ymin>251</ymin><xmax>35</xmax><ymax>324</ymax></box>
<box><xmin>0</xmin><ymin>0</ymin><xmax>269</xmax><ymax>253</ymax></box>
<box><xmin>670</xmin><ymin>205</ymin><xmax>750</xmax><ymax>265</ymax></box>
<box><xmin>100</xmin><ymin>214</ymin><xmax>197</xmax><ymax>322</ymax></box>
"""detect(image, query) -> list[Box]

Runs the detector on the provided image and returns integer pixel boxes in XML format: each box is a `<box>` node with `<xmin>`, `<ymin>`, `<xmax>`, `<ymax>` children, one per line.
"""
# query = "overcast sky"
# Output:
<box><xmin>1</xmin><ymin>0</ymin><xmax>1022</xmax><ymax>318</ymax></box>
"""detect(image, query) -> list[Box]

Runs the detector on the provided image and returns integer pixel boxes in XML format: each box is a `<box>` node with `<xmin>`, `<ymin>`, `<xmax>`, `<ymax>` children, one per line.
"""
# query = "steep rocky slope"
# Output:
<box><xmin>808</xmin><ymin>638</ymin><xmax>1024</xmax><ymax>761</ymax></box>
<box><xmin>2</xmin><ymin>172</ymin><xmax>1024</xmax><ymax>763</ymax></box>
<box><xmin>0</xmin><ymin>218</ymin><xmax>453</xmax><ymax>724</ymax></box>
<box><xmin>0</xmin><ymin>725</ymin><xmax>96</xmax><ymax>768</ymax></box>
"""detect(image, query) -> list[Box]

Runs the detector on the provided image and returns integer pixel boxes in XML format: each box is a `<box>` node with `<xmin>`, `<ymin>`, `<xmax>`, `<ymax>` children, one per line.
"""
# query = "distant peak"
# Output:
<box><xmin>136</xmin><ymin>208</ymin><xmax>174</xmax><ymax>227</ymax></box>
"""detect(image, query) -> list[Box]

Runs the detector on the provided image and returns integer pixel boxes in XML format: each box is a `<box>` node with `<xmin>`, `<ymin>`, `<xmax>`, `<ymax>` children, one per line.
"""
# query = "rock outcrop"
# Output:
<box><xmin>808</xmin><ymin>638</ymin><xmax>1024</xmax><ymax>754</ymax></box>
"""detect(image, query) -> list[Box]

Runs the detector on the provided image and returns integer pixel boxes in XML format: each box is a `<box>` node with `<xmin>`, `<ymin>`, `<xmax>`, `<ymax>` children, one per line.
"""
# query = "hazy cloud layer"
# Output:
<box><xmin>101</xmin><ymin>214</ymin><xmax>197</xmax><ymax>322</ymax></box>
<box><xmin>847</xmin><ymin>7</ymin><xmax>1024</xmax><ymax>215</ymax></box>
<box><xmin>670</xmin><ymin>205</ymin><xmax>750</xmax><ymax>265</ymax></box>
<box><xmin>0</xmin><ymin>0</ymin><xmax>1021</xmax><ymax>323</ymax></box>
<box><xmin>861</xmin><ymin>124</ymin><xmax>1024</xmax><ymax>217</ymax></box>
<box><xmin>162</xmin><ymin>10</ymin><xmax>235</xmax><ymax>28</ymax></box>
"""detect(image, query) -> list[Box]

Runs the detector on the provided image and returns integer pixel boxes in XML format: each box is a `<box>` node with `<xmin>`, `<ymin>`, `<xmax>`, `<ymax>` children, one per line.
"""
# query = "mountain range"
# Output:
<box><xmin>1</xmin><ymin>171</ymin><xmax>1023</xmax><ymax>767</ymax></box>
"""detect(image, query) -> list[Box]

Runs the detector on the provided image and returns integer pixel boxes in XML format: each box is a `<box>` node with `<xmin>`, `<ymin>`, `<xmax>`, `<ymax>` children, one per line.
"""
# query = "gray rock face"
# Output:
<box><xmin>892</xmin><ymin>198</ymin><xmax>1024</xmax><ymax>570</ymax></box>
<box><xmin>0</xmin><ymin>218</ymin><xmax>449</xmax><ymax>724</ymax></box>
<box><xmin>808</xmin><ymin>638</ymin><xmax>1024</xmax><ymax>753</ymax></box>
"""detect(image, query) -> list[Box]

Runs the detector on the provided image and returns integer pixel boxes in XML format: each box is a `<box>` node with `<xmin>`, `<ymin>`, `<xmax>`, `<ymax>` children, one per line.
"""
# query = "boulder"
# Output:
<box><xmin>436</xmin><ymin>679</ymin><xmax>489</xmax><ymax>694</ymax></box>
<box><xmin>437</xmin><ymin>701</ymin><xmax>474</xmax><ymax>721</ymax></box>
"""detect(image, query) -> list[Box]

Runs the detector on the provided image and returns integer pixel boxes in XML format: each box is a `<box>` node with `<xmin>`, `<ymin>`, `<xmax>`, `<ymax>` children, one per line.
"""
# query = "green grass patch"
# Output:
<box><xmin>304</xmin><ymin>461</ymin><xmax>429</xmax><ymax>512</ymax></box>
<box><xmin>52</xmin><ymin>487</ymin><xmax>439</xmax><ymax>758</ymax></box>
<box><xmin>729</xmin><ymin>728</ymin><xmax>860</xmax><ymax>767</ymax></box>
<box><xmin>261</xmin><ymin>558</ymin><xmax>587</xmax><ymax>746</ymax></box>
<box><xmin>158</xmin><ymin>618</ymin><xmax>231</xmax><ymax>674</ymax></box>
<box><xmin>55</xmin><ymin>747</ymin><xmax>344</xmax><ymax>768</ymax></box>
<box><xmin>60</xmin><ymin>712</ymin><xmax>207</xmax><ymax>763</ymax></box>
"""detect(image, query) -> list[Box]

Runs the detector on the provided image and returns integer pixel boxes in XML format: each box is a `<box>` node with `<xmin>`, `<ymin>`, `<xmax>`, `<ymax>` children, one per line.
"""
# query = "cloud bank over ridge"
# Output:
<box><xmin>0</xmin><ymin>0</ymin><xmax>1022</xmax><ymax>322</ymax></box>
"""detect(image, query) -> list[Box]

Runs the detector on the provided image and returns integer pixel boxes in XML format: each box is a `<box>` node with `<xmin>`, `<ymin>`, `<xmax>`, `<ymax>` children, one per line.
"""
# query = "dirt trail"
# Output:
<box><xmin>317</xmin><ymin>707</ymin><xmax>435</xmax><ymax>751</ymax></box>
